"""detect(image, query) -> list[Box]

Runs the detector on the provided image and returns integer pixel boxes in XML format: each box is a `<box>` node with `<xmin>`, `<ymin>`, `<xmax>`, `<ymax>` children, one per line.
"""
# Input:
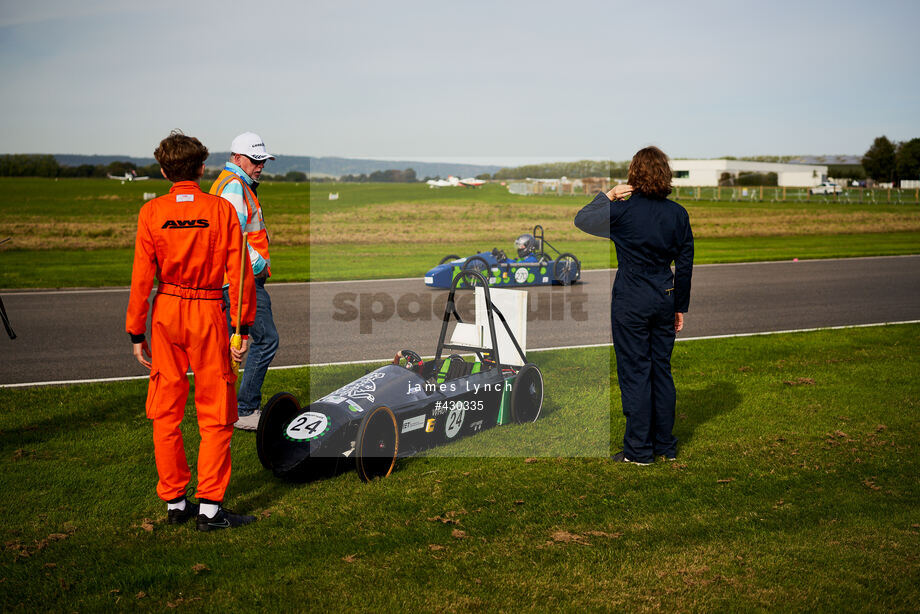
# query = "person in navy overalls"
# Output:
<box><xmin>575</xmin><ymin>146</ymin><xmax>694</xmax><ymax>464</ymax></box>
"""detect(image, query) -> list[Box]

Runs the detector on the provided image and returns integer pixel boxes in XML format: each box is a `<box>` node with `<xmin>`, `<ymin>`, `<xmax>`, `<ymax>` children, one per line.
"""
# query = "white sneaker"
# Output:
<box><xmin>611</xmin><ymin>451</ymin><xmax>652</xmax><ymax>465</ymax></box>
<box><xmin>234</xmin><ymin>410</ymin><xmax>262</xmax><ymax>431</ymax></box>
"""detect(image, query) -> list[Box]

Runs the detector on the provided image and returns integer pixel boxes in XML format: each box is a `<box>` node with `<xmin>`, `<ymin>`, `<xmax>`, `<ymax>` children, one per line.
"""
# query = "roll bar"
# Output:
<box><xmin>433</xmin><ymin>270</ymin><xmax>527</xmax><ymax>369</ymax></box>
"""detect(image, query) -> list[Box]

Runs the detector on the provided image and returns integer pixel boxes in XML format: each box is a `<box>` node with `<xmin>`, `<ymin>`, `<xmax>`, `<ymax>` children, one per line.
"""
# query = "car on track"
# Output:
<box><xmin>256</xmin><ymin>272</ymin><xmax>544</xmax><ymax>482</ymax></box>
<box><xmin>425</xmin><ymin>225</ymin><xmax>580</xmax><ymax>289</ymax></box>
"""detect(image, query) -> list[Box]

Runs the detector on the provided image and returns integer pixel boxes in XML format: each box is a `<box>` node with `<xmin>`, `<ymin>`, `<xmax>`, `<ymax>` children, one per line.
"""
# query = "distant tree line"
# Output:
<box><xmin>0</xmin><ymin>155</ymin><xmax>163</xmax><ymax>179</ymax></box>
<box><xmin>339</xmin><ymin>168</ymin><xmax>417</xmax><ymax>183</ymax></box>
<box><xmin>0</xmin><ymin>154</ymin><xmax>60</xmax><ymax>177</ymax></box>
<box><xmin>827</xmin><ymin>165</ymin><xmax>866</xmax><ymax>181</ymax></box>
<box><xmin>0</xmin><ymin>154</ymin><xmax>315</xmax><ymax>182</ymax></box>
<box><xmin>4</xmin><ymin>142</ymin><xmax>918</xmax><ymax>185</ymax></box>
<box><xmin>1</xmin><ymin>154</ymin><xmax>67</xmax><ymax>177</ymax></box>
<box><xmin>862</xmin><ymin>136</ymin><xmax>920</xmax><ymax>184</ymax></box>
<box><xmin>262</xmin><ymin>171</ymin><xmax>308</xmax><ymax>182</ymax></box>
<box><xmin>492</xmin><ymin>160</ymin><xmax>628</xmax><ymax>180</ymax></box>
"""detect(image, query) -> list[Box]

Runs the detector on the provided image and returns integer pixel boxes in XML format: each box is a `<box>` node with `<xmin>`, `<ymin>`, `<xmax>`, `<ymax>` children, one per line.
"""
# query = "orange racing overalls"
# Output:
<box><xmin>126</xmin><ymin>181</ymin><xmax>256</xmax><ymax>503</ymax></box>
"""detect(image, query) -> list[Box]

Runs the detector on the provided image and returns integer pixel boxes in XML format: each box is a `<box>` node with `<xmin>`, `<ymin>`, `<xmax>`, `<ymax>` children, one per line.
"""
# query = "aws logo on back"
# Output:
<box><xmin>162</xmin><ymin>219</ymin><xmax>209</xmax><ymax>229</ymax></box>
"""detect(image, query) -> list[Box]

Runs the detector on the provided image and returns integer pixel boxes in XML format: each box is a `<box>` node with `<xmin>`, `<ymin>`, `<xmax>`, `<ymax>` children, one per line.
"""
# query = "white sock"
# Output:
<box><xmin>199</xmin><ymin>503</ymin><xmax>220</xmax><ymax>518</ymax></box>
<box><xmin>167</xmin><ymin>499</ymin><xmax>186</xmax><ymax>512</ymax></box>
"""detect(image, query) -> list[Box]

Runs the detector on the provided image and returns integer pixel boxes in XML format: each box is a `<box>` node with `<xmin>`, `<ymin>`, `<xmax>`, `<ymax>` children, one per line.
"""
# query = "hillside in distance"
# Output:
<box><xmin>53</xmin><ymin>153</ymin><xmax>501</xmax><ymax>179</ymax></box>
<box><xmin>50</xmin><ymin>153</ymin><xmax>861</xmax><ymax>179</ymax></box>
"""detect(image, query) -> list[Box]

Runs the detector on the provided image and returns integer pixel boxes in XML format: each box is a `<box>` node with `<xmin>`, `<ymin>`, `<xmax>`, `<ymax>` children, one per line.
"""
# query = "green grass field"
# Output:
<box><xmin>1</xmin><ymin>325</ymin><xmax>918</xmax><ymax>611</ymax></box>
<box><xmin>1</xmin><ymin>178</ymin><xmax>918</xmax><ymax>287</ymax></box>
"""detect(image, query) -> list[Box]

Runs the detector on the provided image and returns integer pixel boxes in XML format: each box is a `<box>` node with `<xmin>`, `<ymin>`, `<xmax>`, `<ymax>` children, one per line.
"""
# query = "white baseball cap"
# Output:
<box><xmin>230</xmin><ymin>132</ymin><xmax>275</xmax><ymax>161</ymax></box>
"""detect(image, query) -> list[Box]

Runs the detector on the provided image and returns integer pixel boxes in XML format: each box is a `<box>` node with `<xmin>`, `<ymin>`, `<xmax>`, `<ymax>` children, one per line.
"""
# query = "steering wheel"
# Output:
<box><xmin>491</xmin><ymin>248</ymin><xmax>507</xmax><ymax>262</ymax></box>
<box><xmin>393</xmin><ymin>349</ymin><xmax>423</xmax><ymax>371</ymax></box>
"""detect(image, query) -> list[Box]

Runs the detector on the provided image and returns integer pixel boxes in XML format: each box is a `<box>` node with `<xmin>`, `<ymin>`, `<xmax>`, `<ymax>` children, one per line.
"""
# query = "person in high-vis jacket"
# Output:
<box><xmin>209</xmin><ymin>132</ymin><xmax>278</xmax><ymax>432</ymax></box>
<box><xmin>574</xmin><ymin>146</ymin><xmax>694</xmax><ymax>465</ymax></box>
<box><xmin>126</xmin><ymin>131</ymin><xmax>258</xmax><ymax>531</ymax></box>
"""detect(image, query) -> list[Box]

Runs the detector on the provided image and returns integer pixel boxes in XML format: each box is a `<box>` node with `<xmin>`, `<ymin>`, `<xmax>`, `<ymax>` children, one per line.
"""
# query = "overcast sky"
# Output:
<box><xmin>1</xmin><ymin>0</ymin><xmax>918</xmax><ymax>165</ymax></box>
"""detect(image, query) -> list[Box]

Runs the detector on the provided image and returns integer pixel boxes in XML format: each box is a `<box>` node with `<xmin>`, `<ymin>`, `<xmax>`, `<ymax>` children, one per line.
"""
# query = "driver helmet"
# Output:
<box><xmin>515</xmin><ymin>233</ymin><xmax>536</xmax><ymax>259</ymax></box>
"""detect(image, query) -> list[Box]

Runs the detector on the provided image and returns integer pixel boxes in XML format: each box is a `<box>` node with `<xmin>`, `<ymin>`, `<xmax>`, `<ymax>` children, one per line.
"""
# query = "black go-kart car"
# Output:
<box><xmin>256</xmin><ymin>271</ymin><xmax>544</xmax><ymax>482</ymax></box>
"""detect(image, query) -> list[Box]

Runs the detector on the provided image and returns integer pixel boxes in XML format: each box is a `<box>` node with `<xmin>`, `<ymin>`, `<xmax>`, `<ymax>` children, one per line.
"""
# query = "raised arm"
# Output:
<box><xmin>574</xmin><ymin>191</ymin><xmax>613</xmax><ymax>239</ymax></box>
<box><xmin>574</xmin><ymin>185</ymin><xmax>632</xmax><ymax>239</ymax></box>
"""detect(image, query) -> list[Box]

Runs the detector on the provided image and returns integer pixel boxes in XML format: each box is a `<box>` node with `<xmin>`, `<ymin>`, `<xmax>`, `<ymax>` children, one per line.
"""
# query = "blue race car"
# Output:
<box><xmin>425</xmin><ymin>225</ymin><xmax>580</xmax><ymax>289</ymax></box>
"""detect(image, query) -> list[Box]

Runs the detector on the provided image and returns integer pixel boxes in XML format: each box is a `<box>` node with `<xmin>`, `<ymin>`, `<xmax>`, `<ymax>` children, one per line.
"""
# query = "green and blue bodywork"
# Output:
<box><xmin>425</xmin><ymin>251</ymin><xmax>580</xmax><ymax>289</ymax></box>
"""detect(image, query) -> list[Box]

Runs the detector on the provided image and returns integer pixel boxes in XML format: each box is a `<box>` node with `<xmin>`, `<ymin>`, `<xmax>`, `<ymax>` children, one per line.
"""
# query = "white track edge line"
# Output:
<box><xmin>3</xmin><ymin>320</ymin><xmax>918</xmax><ymax>389</ymax></box>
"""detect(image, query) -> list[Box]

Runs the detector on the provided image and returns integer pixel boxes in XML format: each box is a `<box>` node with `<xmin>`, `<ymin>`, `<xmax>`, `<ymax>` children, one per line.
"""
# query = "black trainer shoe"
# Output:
<box><xmin>167</xmin><ymin>501</ymin><xmax>200</xmax><ymax>525</ymax></box>
<box><xmin>196</xmin><ymin>507</ymin><xmax>256</xmax><ymax>532</ymax></box>
<box><xmin>611</xmin><ymin>451</ymin><xmax>652</xmax><ymax>466</ymax></box>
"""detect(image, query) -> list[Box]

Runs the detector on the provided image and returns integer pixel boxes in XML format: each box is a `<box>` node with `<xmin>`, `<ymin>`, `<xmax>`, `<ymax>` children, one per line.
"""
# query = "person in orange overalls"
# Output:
<box><xmin>126</xmin><ymin>131</ymin><xmax>257</xmax><ymax>531</ymax></box>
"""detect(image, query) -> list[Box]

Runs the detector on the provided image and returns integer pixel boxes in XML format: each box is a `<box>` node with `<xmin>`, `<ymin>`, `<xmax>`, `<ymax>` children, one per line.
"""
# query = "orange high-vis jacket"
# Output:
<box><xmin>126</xmin><ymin>181</ymin><xmax>256</xmax><ymax>338</ymax></box>
<box><xmin>209</xmin><ymin>169</ymin><xmax>271</xmax><ymax>278</ymax></box>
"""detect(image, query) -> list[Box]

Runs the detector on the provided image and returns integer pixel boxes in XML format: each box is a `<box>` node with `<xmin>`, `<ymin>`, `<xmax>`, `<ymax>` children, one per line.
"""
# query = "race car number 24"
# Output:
<box><xmin>445</xmin><ymin>407</ymin><xmax>465</xmax><ymax>439</ymax></box>
<box><xmin>285</xmin><ymin>411</ymin><xmax>330</xmax><ymax>441</ymax></box>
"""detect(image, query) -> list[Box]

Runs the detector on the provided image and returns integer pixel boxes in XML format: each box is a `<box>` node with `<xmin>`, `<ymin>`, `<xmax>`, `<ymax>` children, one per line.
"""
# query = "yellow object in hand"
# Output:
<box><xmin>230</xmin><ymin>333</ymin><xmax>242</xmax><ymax>380</ymax></box>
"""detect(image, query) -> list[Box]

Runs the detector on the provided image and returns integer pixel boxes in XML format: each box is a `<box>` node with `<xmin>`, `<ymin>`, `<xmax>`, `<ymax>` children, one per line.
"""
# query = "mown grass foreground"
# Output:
<box><xmin>1</xmin><ymin>325</ymin><xmax>918</xmax><ymax>611</ymax></box>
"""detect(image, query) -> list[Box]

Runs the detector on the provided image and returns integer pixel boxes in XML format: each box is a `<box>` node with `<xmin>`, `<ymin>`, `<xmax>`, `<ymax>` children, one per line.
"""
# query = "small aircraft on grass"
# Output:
<box><xmin>427</xmin><ymin>175</ymin><xmax>486</xmax><ymax>188</ymax></box>
<box><xmin>107</xmin><ymin>170</ymin><xmax>149</xmax><ymax>182</ymax></box>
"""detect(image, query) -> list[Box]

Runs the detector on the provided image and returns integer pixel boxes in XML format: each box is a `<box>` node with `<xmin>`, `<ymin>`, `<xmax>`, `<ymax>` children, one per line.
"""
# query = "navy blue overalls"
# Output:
<box><xmin>575</xmin><ymin>190</ymin><xmax>694</xmax><ymax>462</ymax></box>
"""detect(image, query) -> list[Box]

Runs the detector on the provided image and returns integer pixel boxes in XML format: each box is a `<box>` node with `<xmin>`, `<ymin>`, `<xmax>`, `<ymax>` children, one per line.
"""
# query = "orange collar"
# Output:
<box><xmin>169</xmin><ymin>181</ymin><xmax>202</xmax><ymax>193</ymax></box>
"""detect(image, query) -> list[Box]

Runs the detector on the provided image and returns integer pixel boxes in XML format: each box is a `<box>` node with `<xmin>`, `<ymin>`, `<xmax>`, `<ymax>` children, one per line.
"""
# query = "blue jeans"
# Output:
<box><xmin>223</xmin><ymin>278</ymin><xmax>278</xmax><ymax>415</ymax></box>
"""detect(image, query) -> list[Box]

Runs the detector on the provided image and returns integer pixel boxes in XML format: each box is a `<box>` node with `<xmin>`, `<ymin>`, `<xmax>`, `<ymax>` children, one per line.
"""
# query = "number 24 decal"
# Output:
<box><xmin>291</xmin><ymin>416</ymin><xmax>323</xmax><ymax>434</ymax></box>
<box><xmin>285</xmin><ymin>412</ymin><xmax>329</xmax><ymax>441</ymax></box>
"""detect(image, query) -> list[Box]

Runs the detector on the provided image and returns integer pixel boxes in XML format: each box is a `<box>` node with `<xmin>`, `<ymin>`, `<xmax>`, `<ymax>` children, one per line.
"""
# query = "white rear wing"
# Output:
<box><xmin>448</xmin><ymin>287</ymin><xmax>528</xmax><ymax>367</ymax></box>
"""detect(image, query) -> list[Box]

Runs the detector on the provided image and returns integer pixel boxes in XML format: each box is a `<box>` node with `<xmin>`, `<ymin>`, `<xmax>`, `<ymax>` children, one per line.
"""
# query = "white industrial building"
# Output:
<box><xmin>669</xmin><ymin>160</ymin><xmax>828</xmax><ymax>187</ymax></box>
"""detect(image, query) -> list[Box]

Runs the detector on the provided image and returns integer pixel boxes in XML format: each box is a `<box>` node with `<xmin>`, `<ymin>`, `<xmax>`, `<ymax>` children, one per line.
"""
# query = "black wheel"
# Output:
<box><xmin>510</xmin><ymin>364</ymin><xmax>544</xmax><ymax>424</ymax></box>
<box><xmin>256</xmin><ymin>392</ymin><xmax>302</xmax><ymax>471</ymax></box>
<box><xmin>439</xmin><ymin>254</ymin><xmax>461</xmax><ymax>265</ymax></box>
<box><xmin>462</xmin><ymin>256</ymin><xmax>490</xmax><ymax>286</ymax></box>
<box><xmin>355</xmin><ymin>405</ymin><xmax>399</xmax><ymax>482</ymax></box>
<box><xmin>553</xmin><ymin>253</ymin><xmax>580</xmax><ymax>285</ymax></box>
<box><xmin>257</xmin><ymin>393</ymin><xmax>343</xmax><ymax>481</ymax></box>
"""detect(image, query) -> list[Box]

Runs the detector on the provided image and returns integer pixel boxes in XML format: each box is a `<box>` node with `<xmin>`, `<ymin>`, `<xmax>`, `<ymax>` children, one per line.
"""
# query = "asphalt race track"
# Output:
<box><xmin>1</xmin><ymin>255</ymin><xmax>918</xmax><ymax>386</ymax></box>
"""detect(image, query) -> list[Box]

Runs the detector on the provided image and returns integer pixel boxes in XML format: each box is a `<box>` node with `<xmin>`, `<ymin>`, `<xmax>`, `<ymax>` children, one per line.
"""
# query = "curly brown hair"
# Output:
<box><xmin>154</xmin><ymin>130</ymin><xmax>209</xmax><ymax>182</ymax></box>
<box><xmin>627</xmin><ymin>146</ymin><xmax>672</xmax><ymax>199</ymax></box>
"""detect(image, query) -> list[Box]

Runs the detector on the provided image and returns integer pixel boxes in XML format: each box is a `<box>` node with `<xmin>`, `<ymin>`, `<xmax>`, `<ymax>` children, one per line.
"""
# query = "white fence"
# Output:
<box><xmin>671</xmin><ymin>185</ymin><xmax>920</xmax><ymax>204</ymax></box>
